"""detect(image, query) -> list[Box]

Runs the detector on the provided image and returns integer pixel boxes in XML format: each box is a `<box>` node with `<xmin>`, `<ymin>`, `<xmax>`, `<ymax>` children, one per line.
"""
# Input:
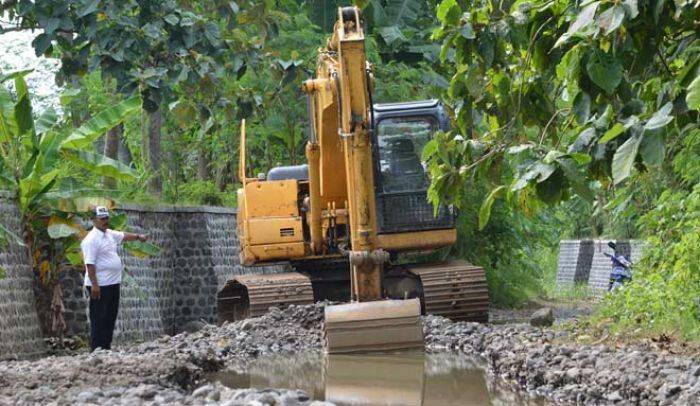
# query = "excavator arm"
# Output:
<box><xmin>303</xmin><ymin>7</ymin><xmax>423</xmax><ymax>353</ymax></box>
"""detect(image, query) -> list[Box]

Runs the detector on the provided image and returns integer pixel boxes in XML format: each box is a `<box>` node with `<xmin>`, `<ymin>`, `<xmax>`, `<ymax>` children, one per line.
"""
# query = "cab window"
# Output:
<box><xmin>376</xmin><ymin>116</ymin><xmax>436</xmax><ymax>193</ymax></box>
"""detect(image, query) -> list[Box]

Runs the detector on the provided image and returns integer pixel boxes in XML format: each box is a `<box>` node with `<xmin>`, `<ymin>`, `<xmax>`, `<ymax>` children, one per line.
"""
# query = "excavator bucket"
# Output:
<box><xmin>324</xmin><ymin>298</ymin><xmax>423</xmax><ymax>353</ymax></box>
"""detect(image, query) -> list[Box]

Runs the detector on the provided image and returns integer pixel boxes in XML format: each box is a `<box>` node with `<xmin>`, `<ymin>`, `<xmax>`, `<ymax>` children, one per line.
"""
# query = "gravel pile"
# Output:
<box><xmin>2</xmin><ymin>381</ymin><xmax>324</xmax><ymax>406</ymax></box>
<box><xmin>0</xmin><ymin>303</ymin><xmax>327</xmax><ymax>405</ymax></box>
<box><xmin>424</xmin><ymin>316</ymin><xmax>700</xmax><ymax>405</ymax></box>
<box><xmin>1</xmin><ymin>302</ymin><xmax>698</xmax><ymax>405</ymax></box>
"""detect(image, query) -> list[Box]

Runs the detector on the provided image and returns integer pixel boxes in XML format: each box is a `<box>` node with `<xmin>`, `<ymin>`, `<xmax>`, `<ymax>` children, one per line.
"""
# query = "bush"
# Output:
<box><xmin>594</xmin><ymin>129</ymin><xmax>700</xmax><ymax>342</ymax></box>
<box><xmin>172</xmin><ymin>181</ymin><xmax>237</xmax><ymax>207</ymax></box>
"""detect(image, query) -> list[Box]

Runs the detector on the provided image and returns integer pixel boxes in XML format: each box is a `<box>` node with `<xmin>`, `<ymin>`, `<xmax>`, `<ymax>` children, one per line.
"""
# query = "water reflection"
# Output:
<box><xmin>210</xmin><ymin>351</ymin><xmax>542</xmax><ymax>405</ymax></box>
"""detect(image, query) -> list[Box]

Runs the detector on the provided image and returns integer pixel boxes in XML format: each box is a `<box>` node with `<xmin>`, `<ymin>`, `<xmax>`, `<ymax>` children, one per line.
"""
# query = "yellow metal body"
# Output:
<box><xmin>230</xmin><ymin>6</ymin><xmax>490</xmax><ymax>353</ymax></box>
<box><xmin>237</xmin><ymin>122</ymin><xmax>306</xmax><ymax>264</ymax></box>
<box><xmin>236</xmin><ymin>7</ymin><xmax>454</xmax><ymax>277</ymax></box>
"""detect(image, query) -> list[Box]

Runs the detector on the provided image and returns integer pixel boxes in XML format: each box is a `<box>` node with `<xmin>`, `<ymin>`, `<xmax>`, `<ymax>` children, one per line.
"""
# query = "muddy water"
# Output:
<box><xmin>209</xmin><ymin>351</ymin><xmax>542</xmax><ymax>405</ymax></box>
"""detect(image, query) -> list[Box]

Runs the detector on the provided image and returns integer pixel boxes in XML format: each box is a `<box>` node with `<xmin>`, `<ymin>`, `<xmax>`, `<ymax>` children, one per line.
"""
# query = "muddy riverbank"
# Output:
<box><xmin>1</xmin><ymin>303</ymin><xmax>698</xmax><ymax>405</ymax></box>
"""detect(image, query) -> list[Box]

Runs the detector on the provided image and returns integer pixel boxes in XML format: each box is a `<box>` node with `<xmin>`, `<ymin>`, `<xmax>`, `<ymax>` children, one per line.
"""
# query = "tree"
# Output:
<box><xmin>426</xmin><ymin>0</ymin><xmax>698</xmax><ymax>227</ymax></box>
<box><xmin>427</xmin><ymin>0</ymin><xmax>700</xmax><ymax>337</ymax></box>
<box><xmin>1</xmin><ymin>0</ymin><xmax>283</xmax><ymax>192</ymax></box>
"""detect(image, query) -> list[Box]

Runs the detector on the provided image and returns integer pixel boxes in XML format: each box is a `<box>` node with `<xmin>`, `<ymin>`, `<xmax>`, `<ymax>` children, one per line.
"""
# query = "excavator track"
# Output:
<box><xmin>408</xmin><ymin>260</ymin><xmax>489</xmax><ymax>322</ymax></box>
<box><xmin>217</xmin><ymin>272</ymin><xmax>314</xmax><ymax>322</ymax></box>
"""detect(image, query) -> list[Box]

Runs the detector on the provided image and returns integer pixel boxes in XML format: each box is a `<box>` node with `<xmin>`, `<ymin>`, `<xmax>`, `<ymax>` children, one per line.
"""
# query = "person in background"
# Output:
<box><xmin>81</xmin><ymin>206</ymin><xmax>148</xmax><ymax>351</ymax></box>
<box><xmin>605</xmin><ymin>241</ymin><xmax>633</xmax><ymax>291</ymax></box>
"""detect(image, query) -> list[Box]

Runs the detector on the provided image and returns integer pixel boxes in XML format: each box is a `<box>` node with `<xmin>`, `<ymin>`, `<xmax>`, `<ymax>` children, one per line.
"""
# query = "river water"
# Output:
<box><xmin>209</xmin><ymin>351</ymin><xmax>543</xmax><ymax>405</ymax></box>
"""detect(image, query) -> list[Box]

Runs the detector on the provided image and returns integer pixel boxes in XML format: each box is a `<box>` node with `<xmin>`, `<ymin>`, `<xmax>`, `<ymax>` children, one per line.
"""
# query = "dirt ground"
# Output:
<box><xmin>489</xmin><ymin>297</ymin><xmax>599</xmax><ymax>325</ymax></box>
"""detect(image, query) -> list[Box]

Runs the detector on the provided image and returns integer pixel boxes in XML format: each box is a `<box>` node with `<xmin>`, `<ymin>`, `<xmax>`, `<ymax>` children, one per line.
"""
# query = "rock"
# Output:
<box><xmin>182</xmin><ymin>320</ymin><xmax>207</xmax><ymax>334</ymax></box>
<box><xmin>658</xmin><ymin>383</ymin><xmax>681</xmax><ymax>399</ymax></box>
<box><xmin>192</xmin><ymin>384</ymin><xmax>213</xmax><ymax>398</ymax></box>
<box><xmin>606</xmin><ymin>390</ymin><xmax>623</xmax><ymax>401</ymax></box>
<box><xmin>690</xmin><ymin>365</ymin><xmax>700</xmax><ymax>377</ymax></box>
<box><xmin>530</xmin><ymin>308</ymin><xmax>554</xmax><ymax>327</ymax></box>
<box><xmin>565</xmin><ymin>367</ymin><xmax>581</xmax><ymax>382</ymax></box>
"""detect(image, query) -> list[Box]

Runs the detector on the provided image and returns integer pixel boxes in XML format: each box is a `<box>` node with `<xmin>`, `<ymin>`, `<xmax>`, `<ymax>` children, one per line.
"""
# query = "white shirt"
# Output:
<box><xmin>81</xmin><ymin>227</ymin><xmax>125</xmax><ymax>287</ymax></box>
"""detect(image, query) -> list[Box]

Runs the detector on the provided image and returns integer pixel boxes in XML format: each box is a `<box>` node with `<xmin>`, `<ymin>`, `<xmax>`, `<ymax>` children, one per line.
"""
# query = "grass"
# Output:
<box><xmin>546</xmin><ymin>282</ymin><xmax>597</xmax><ymax>301</ymax></box>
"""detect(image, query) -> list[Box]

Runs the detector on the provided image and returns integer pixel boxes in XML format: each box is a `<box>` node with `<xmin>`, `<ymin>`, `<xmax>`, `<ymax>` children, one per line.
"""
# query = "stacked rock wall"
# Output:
<box><xmin>555</xmin><ymin>240</ymin><xmax>593</xmax><ymax>287</ymax></box>
<box><xmin>0</xmin><ymin>197</ymin><xmax>287</xmax><ymax>357</ymax></box>
<box><xmin>0</xmin><ymin>193</ymin><xmax>46</xmax><ymax>359</ymax></box>
<box><xmin>587</xmin><ymin>240</ymin><xmax>616</xmax><ymax>292</ymax></box>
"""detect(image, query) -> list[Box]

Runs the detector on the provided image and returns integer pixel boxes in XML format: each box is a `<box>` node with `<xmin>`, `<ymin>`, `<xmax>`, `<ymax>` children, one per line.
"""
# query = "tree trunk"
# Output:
<box><xmin>118</xmin><ymin>129</ymin><xmax>133</xmax><ymax>166</ymax></box>
<box><xmin>140</xmin><ymin>111</ymin><xmax>149</xmax><ymax>167</ymax></box>
<box><xmin>103</xmin><ymin>124</ymin><xmax>122</xmax><ymax>189</ymax></box>
<box><xmin>148</xmin><ymin>107</ymin><xmax>162</xmax><ymax>193</ymax></box>
<box><xmin>69</xmin><ymin>77</ymin><xmax>88</xmax><ymax>128</ymax></box>
<box><xmin>197</xmin><ymin>146</ymin><xmax>209</xmax><ymax>180</ymax></box>
<box><xmin>216</xmin><ymin>161</ymin><xmax>230</xmax><ymax>191</ymax></box>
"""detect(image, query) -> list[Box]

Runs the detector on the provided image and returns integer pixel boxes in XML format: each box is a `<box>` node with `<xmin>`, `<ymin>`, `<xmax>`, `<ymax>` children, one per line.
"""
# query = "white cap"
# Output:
<box><xmin>94</xmin><ymin>206</ymin><xmax>110</xmax><ymax>218</ymax></box>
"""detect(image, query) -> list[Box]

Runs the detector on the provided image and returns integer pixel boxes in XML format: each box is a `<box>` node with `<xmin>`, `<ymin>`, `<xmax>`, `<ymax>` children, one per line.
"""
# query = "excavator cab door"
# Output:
<box><xmin>371</xmin><ymin>100</ymin><xmax>455</xmax><ymax>235</ymax></box>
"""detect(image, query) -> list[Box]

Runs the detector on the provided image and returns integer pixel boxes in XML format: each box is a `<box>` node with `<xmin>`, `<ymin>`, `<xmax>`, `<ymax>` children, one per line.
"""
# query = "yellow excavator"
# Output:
<box><xmin>218</xmin><ymin>7</ymin><xmax>489</xmax><ymax>353</ymax></box>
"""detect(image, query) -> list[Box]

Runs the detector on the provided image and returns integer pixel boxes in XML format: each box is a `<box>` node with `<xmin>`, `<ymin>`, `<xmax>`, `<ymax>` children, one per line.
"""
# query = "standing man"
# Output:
<box><xmin>81</xmin><ymin>206</ymin><xmax>148</xmax><ymax>351</ymax></box>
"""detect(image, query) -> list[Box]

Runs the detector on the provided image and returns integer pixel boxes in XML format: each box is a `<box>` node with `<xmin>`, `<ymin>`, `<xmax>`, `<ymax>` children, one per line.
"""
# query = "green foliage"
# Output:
<box><xmin>429</xmin><ymin>0</ymin><xmax>699</xmax><ymax>223</ymax></box>
<box><xmin>595</xmin><ymin>127</ymin><xmax>700</xmax><ymax>341</ymax></box>
<box><xmin>453</xmin><ymin>182</ymin><xmax>566</xmax><ymax>307</ymax></box>
<box><xmin>0</xmin><ymin>72</ymin><xmax>140</xmax><ymax>288</ymax></box>
<box><xmin>427</xmin><ymin>0</ymin><xmax>700</xmax><ymax>330</ymax></box>
<box><xmin>172</xmin><ymin>180</ymin><xmax>237</xmax><ymax>206</ymax></box>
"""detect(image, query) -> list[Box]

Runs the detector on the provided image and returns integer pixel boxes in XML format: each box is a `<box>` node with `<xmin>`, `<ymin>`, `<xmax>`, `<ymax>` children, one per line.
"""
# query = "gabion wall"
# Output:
<box><xmin>555</xmin><ymin>239</ymin><xmax>645</xmax><ymax>293</ymax></box>
<box><xmin>555</xmin><ymin>240</ymin><xmax>594</xmax><ymax>287</ymax></box>
<box><xmin>0</xmin><ymin>193</ymin><xmax>46</xmax><ymax>360</ymax></box>
<box><xmin>0</xmin><ymin>197</ymin><xmax>285</xmax><ymax>358</ymax></box>
<box><xmin>587</xmin><ymin>240</ymin><xmax>617</xmax><ymax>292</ymax></box>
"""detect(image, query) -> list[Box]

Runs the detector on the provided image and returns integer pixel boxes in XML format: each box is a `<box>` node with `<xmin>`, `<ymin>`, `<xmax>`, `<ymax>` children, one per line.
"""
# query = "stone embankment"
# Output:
<box><xmin>0</xmin><ymin>303</ymin><xmax>697</xmax><ymax>405</ymax></box>
<box><xmin>424</xmin><ymin>317</ymin><xmax>699</xmax><ymax>405</ymax></box>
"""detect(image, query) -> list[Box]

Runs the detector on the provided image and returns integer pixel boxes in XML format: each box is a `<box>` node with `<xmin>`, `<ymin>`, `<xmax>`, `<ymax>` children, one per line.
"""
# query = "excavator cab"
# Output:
<box><xmin>372</xmin><ymin>100</ymin><xmax>453</xmax><ymax>236</ymax></box>
<box><xmin>220</xmin><ymin>6</ymin><xmax>489</xmax><ymax>354</ymax></box>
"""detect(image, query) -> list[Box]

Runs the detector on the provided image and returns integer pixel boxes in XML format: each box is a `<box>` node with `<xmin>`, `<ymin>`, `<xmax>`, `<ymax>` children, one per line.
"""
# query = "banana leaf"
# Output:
<box><xmin>19</xmin><ymin>168</ymin><xmax>59</xmax><ymax>213</ymax></box>
<box><xmin>13</xmin><ymin>75</ymin><xmax>36</xmax><ymax>147</ymax></box>
<box><xmin>60</xmin><ymin>96</ymin><xmax>142</xmax><ymax>150</ymax></box>
<box><xmin>0</xmin><ymin>86</ymin><xmax>17</xmax><ymax>142</ymax></box>
<box><xmin>47</xmin><ymin>215</ymin><xmax>82</xmax><ymax>239</ymax></box>
<box><xmin>44</xmin><ymin>186</ymin><xmax>121</xmax><ymax>200</ymax></box>
<box><xmin>108</xmin><ymin>212</ymin><xmax>128</xmax><ymax>230</ymax></box>
<box><xmin>64</xmin><ymin>149</ymin><xmax>138</xmax><ymax>181</ymax></box>
<box><xmin>56</xmin><ymin>196</ymin><xmax>115</xmax><ymax>213</ymax></box>
<box><xmin>0</xmin><ymin>69</ymin><xmax>33</xmax><ymax>83</ymax></box>
<box><xmin>35</xmin><ymin>107</ymin><xmax>58</xmax><ymax>135</ymax></box>
<box><xmin>123</xmin><ymin>241</ymin><xmax>161</xmax><ymax>258</ymax></box>
<box><xmin>0</xmin><ymin>221</ymin><xmax>25</xmax><ymax>247</ymax></box>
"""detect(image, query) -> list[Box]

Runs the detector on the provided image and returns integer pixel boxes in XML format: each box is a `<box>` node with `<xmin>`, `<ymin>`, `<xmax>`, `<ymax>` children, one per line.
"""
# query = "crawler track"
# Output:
<box><xmin>408</xmin><ymin>260</ymin><xmax>490</xmax><ymax>322</ymax></box>
<box><xmin>217</xmin><ymin>272</ymin><xmax>314</xmax><ymax>322</ymax></box>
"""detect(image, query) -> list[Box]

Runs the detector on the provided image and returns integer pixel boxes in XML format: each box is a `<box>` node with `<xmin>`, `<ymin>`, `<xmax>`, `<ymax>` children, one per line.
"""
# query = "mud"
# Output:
<box><xmin>0</xmin><ymin>302</ymin><xmax>698</xmax><ymax>405</ymax></box>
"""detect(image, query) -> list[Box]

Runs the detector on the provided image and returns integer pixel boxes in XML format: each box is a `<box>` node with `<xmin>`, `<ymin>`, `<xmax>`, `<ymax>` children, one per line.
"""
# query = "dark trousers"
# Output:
<box><xmin>86</xmin><ymin>283</ymin><xmax>120</xmax><ymax>351</ymax></box>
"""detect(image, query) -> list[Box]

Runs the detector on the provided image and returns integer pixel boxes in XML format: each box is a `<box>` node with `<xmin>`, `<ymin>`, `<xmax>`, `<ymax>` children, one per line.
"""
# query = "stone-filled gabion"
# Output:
<box><xmin>556</xmin><ymin>240</ymin><xmax>593</xmax><ymax>287</ymax></box>
<box><xmin>0</xmin><ymin>193</ymin><xmax>46</xmax><ymax>359</ymax></box>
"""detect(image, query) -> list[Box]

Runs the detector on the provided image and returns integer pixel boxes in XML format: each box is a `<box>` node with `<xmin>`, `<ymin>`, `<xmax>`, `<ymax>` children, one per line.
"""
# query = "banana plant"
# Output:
<box><xmin>0</xmin><ymin>70</ymin><xmax>140</xmax><ymax>279</ymax></box>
